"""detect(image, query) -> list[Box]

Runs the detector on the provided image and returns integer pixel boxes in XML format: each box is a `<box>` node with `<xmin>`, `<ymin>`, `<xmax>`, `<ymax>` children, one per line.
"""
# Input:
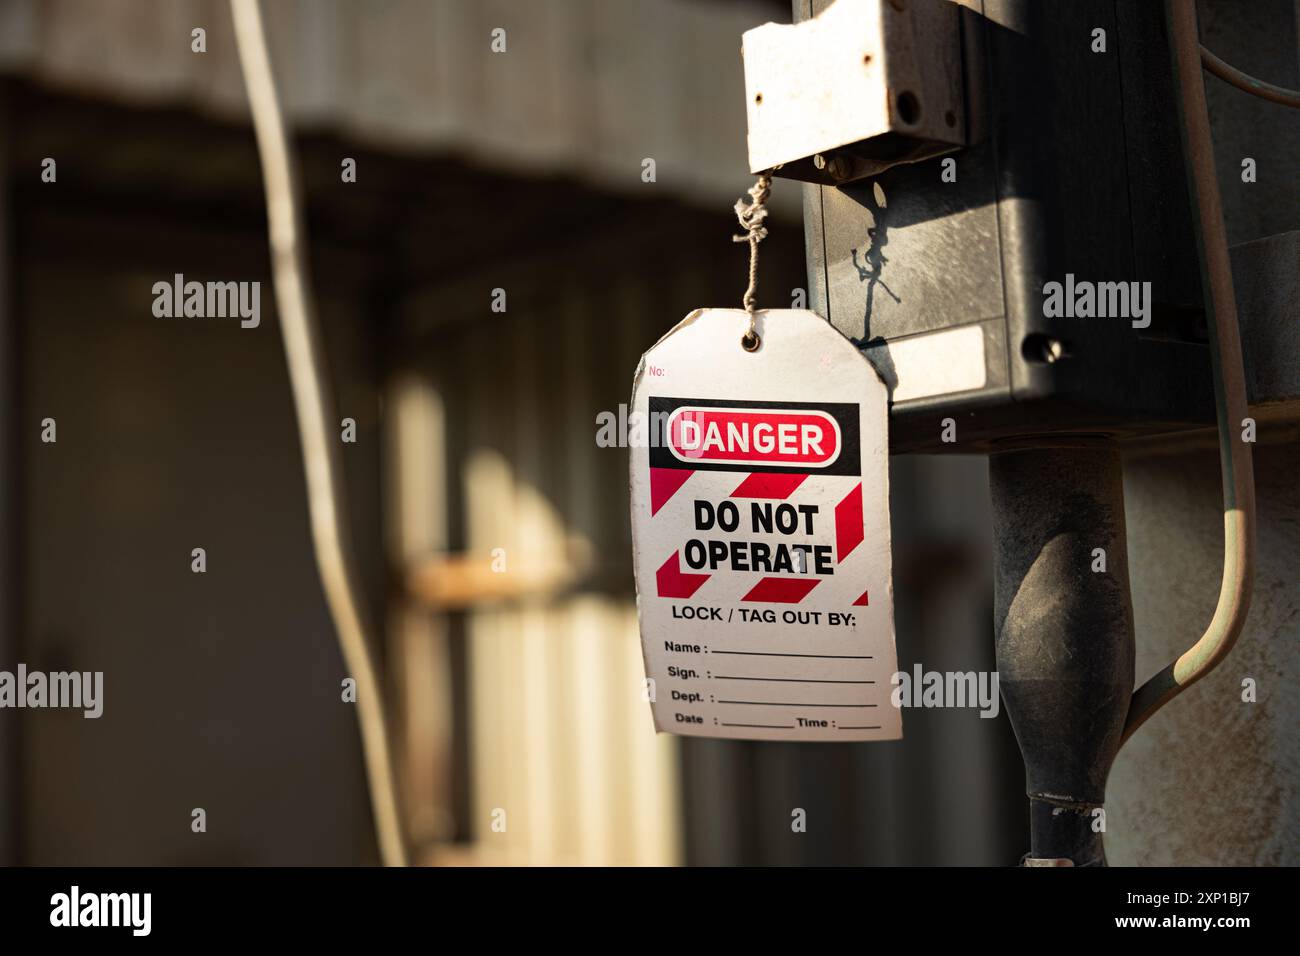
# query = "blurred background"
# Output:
<box><xmin>0</xmin><ymin>0</ymin><xmax>1290</xmax><ymax>867</ymax></box>
<box><xmin>0</xmin><ymin>0</ymin><xmax>1023</xmax><ymax>865</ymax></box>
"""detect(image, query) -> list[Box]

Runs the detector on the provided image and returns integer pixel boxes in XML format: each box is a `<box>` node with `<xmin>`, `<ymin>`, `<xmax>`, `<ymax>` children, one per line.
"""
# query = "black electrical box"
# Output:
<box><xmin>794</xmin><ymin>0</ymin><xmax>1215</xmax><ymax>453</ymax></box>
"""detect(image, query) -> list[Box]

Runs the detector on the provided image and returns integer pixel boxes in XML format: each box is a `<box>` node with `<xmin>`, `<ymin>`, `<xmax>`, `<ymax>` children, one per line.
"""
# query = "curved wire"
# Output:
<box><xmin>229</xmin><ymin>0</ymin><xmax>409</xmax><ymax>865</ymax></box>
<box><xmin>1200</xmin><ymin>43</ymin><xmax>1300</xmax><ymax>108</ymax></box>
<box><xmin>1121</xmin><ymin>1</ymin><xmax>1257</xmax><ymax>745</ymax></box>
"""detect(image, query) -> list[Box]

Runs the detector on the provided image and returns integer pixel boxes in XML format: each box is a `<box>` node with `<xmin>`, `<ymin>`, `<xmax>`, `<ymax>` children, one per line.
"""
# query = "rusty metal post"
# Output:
<box><xmin>990</xmin><ymin>442</ymin><xmax>1136</xmax><ymax>866</ymax></box>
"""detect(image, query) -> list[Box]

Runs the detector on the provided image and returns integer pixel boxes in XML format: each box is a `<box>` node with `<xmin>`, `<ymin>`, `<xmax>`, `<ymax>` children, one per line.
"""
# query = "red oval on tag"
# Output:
<box><xmin>666</xmin><ymin>406</ymin><xmax>841</xmax><ymax>467</ymax></box>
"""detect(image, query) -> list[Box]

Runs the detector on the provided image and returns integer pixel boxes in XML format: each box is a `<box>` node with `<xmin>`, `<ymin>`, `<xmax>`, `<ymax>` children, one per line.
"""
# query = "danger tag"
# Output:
<box><xmin>629</xmin><ymin>308</ymin><xmax>901</xmax><ymax>742</ymax></box>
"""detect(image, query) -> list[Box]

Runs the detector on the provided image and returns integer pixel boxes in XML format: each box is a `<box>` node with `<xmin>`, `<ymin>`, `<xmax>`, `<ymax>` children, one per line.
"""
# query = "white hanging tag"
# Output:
<box><xmin>629</xmin><ymin>308</ymin><xmax>901</xmax><ymax>742</ymax></box>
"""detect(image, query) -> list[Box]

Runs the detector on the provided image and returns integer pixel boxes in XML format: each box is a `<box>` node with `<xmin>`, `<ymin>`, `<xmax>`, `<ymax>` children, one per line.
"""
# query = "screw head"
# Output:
<box><xmin>813</xmin><ymin>154</ymin><xmax>827</xmax><ymax>170</ymax></box>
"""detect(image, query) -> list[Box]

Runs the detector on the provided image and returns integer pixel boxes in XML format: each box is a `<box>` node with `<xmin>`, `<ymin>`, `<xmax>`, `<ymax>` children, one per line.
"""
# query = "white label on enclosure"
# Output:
<box><xmin>629</xmin><ymin>308</ymin><xmax>901</xmax><ymax>742</ymax></box>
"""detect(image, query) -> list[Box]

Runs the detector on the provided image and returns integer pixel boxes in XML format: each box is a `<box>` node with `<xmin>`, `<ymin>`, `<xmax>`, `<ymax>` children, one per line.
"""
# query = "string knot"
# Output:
<box><xmin>733</xmin><ymin>173</ymin><xmax>773</xmax><ymax>350</ymax></box>
<box><xmin>733</xmin><ymin>175</ymin><xmax>771</xmax><ymax>244</ymax></box>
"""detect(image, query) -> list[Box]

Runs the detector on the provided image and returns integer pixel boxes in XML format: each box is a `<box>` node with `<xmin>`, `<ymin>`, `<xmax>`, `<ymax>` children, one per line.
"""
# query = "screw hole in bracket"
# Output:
<box><xmin>896</xmin><ymin>90</ymin><xmax>921</xmax><ymax>125</ymax></box>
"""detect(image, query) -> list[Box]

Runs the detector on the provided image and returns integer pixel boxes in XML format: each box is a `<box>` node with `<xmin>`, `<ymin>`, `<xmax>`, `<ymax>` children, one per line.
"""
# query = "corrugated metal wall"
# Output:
<box><xmin>389</xmin><ymin>209</ymin><xmax>809</xmax><ymax>864</ymax></box>
<box><xmin>0</xmin><ymin>0</ymin><xmax>800</xmax><ymax>216</ymax></box>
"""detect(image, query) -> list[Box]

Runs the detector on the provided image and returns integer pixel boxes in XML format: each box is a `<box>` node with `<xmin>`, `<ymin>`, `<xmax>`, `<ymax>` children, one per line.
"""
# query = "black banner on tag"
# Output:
<box><xmin>647</xmin><ymin>396</ymin><xmax>861</xmax><ymax>476</ymax></box>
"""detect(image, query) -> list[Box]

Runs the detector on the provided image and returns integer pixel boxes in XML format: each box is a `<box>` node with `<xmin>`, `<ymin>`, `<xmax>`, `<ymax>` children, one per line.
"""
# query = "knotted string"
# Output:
<box><xmin>733</xmin><ymin>172</ymin><xmax>772</xmax><ymax>351</ymax></box>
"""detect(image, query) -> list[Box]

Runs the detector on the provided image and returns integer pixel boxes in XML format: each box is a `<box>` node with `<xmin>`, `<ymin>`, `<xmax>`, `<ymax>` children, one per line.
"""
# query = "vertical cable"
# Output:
<box><xmin>229</xmin><ymin>0</ymin><xmax>408</xmax><ymax>865</ymax></box>
<box><xmin>1121</xmin><ymin>0</ymin><xmax>1256</xmax><ymax>744</ymax></box>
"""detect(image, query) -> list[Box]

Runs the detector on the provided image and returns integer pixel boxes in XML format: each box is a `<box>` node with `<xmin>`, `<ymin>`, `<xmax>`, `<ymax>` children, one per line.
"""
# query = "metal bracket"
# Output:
<box><xmin>742</xmin><ymin>0</ymin><xmax>966</xmax><ymax>184</ymax></box>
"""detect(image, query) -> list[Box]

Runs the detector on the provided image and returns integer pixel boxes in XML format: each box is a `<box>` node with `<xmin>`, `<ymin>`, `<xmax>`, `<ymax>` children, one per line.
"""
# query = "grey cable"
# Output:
<box><xmin>229</xmin><ymin>0</ymin><xmax>409</xmax><ymax>866</ymax></box>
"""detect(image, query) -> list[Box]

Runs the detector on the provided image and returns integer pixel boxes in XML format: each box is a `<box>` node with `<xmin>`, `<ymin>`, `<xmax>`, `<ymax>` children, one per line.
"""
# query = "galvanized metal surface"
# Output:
<box><xmin>1109</xmin><ymin>441</ymin><xmax>1300</xmax><ymax>865</ymax></box>
<box><xmin>1234</xmin><ymin>231</ymin><xmax>1300</xmax><ymax>412</ymax></box>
